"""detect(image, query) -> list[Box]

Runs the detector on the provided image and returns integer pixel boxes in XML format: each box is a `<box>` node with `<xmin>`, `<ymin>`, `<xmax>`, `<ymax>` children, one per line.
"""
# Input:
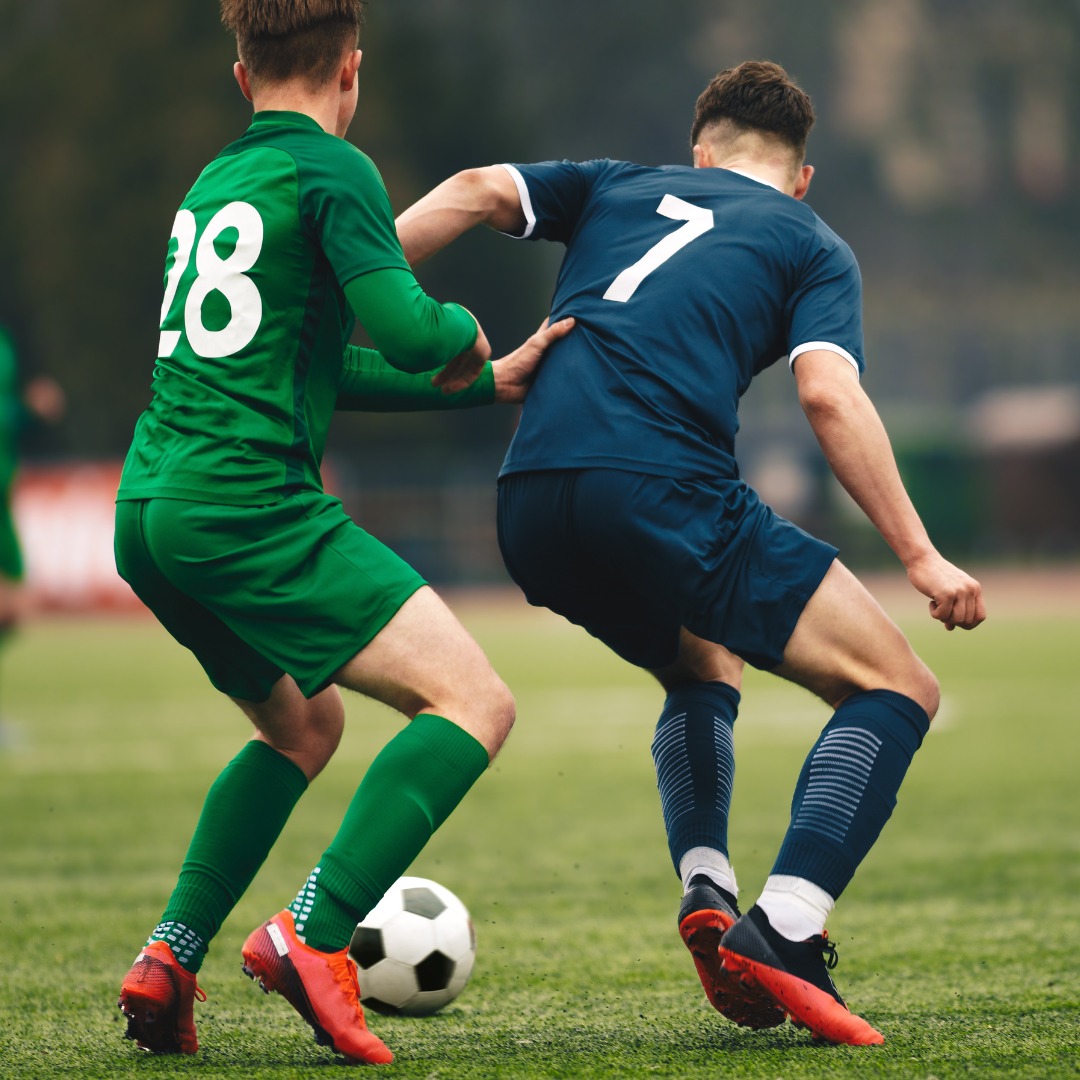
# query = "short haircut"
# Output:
<box><xmin>220</xmin><ymin>0</ymin><xmax>366</xmax><ymax>90</ymax></box>
<box><xmin>691</xmin><ymin>61</ymin><xmax>815</xmax><ymax>160</ymax></box>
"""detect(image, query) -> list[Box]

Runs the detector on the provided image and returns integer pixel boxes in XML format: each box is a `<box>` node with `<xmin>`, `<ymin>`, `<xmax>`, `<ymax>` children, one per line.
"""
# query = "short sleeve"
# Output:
<box><xmin>299</xmin><ymin>141</ymin><xmax>411</xmax><ymax>287</ymax></box>
<box><xmin>498</xmin><ymin>159</ymin><xmax>612</xmax><ymax>244</ymax></box>
<box><xmin>785</xmin><ymin>220</ymin><xmax>865</xmax><ymax>376</ymax></box>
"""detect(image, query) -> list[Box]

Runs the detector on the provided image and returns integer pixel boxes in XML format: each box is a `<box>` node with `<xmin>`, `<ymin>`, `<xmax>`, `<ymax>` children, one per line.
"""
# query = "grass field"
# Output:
<box><xmin>2</xmin><ymin>571</ymin><xmax>1078</xmax><ymax>1079</ymax></box>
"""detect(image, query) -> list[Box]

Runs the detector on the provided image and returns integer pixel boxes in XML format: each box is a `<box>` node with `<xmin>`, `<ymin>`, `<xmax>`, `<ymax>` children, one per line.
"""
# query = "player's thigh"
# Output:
<box><xmin>332</xmin><ymin>585</ymin><xmax>513</xmax><ymax>759</ymax></box>
<box><xmin>773</xmin><ymin>560</ymin><xmax>939</xmax><ymax>715</ymax></box>
<box><xmin>651</xmin><ymin>627</ymin><xmax>745</xmax><ymax>693</ymax></box>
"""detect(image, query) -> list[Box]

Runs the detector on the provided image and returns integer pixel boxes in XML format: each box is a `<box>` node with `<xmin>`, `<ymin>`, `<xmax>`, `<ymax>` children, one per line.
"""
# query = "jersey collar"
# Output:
<box><xmin>723</xmin><ymin>167</ymin><xmax>782</xmax><ymax>192</ymax></box>
<box><xmin>249</xmin><ymin>110</ymin><xmax>324</xmax><ymax>132</ymax></box>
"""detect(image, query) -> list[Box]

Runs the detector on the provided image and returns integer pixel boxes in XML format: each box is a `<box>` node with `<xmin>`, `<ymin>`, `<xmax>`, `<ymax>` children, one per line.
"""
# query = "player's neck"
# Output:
<box><xmin>250</xmin><ymin>88</ymin><xmax>340</xmax><ymax>135</ymax></box>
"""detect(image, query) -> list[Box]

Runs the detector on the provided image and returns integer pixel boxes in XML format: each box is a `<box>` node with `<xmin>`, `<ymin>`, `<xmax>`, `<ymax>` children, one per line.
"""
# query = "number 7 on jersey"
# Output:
<box><xmin>603</xmin><ymin>195</ymin><xmax>714</xmax><ymax>303</ymax></box>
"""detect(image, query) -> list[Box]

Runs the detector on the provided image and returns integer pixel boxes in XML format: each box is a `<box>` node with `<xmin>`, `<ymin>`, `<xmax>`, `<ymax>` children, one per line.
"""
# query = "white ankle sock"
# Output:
<box><xmin>679</xmin><ymin>847</ymin><xmax>738</xmax><ymax>897</ymax></box>
<box><xmin>755</xmin><ymin>874</ymin><xmax>834</xmax><ymax>941</ymax></box>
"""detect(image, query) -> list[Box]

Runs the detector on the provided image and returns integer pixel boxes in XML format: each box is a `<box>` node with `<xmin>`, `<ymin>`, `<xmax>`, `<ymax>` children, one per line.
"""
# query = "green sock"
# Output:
<box><xmin>150</xmin><ymin>739</ymin><xmax>308</xmax><ymax>973</ymax></box>
<box><xmin>291</xmin><ymin>714</ymin><xmax>488</xmax><ymax>951</ymax></box>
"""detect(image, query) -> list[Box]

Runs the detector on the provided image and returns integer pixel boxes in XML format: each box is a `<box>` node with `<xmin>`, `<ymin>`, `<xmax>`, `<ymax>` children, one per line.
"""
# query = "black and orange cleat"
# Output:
<box><xmin>241</xmin><ymin>909</ymin><xmax>393</xmax><ymax>1066</ymax></box>
<box><xmin>117</xmin><ymin>940</ymin><xmax>206</xmax><ymax>1055</ymax></box>
<box><xmin>719</xmin><ymin>905</ymin><xmax>884</xmax><ymax>1045</ymax></box>
<box><xmin>678</xmin><ymin>876</ymin><xmax>785</xmax><ymax>1029</ymax></box>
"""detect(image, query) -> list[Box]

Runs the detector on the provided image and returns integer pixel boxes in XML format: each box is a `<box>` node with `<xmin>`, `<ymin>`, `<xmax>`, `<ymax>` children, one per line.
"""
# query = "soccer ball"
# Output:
<box><xmin>349</xmin><ymin>876</ymin><xmax>477</xmax><ymax>1016</ymax></box>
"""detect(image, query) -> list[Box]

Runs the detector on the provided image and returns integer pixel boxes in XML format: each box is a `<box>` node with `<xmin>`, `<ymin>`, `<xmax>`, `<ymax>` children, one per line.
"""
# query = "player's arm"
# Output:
<box><xmin>338</xmin><ymin>317</ymin><xmax>575</xmax><ymax>410</ymax></box>
<box><xmin>337</xmin><ymin>346</ymin><xmax>494</xmax><ymax>411</ymax></box>
<box><xmin>396</xmin><ymin>166</ymin><xmax>526</xmax><ymax>268</ymax></box>
<box><xmin>794</xmin><ymin>350</ymin><xmax>985</xmax><ymax>631</ymax></box>
<box><xmin>344</xmin><ymin>268</ymin><xmax>489</xmax><ymax>378</ymax></box>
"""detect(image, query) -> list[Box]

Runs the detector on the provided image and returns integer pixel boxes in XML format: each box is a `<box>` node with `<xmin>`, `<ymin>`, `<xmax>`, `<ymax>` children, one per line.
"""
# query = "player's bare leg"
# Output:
<box><xmin>772</xmin><ymin>560</ymin><xmax>939</xmax><ymax>716</ymax></box>
<box><xmin>235</xmin><ymin>676</ymin><xmax>346</xmax><ymax>780</ymax></box>
<box><xmin>332</xmin><ymin>585</ymin><xmax>515</xmax><ymax>759</ymax></box>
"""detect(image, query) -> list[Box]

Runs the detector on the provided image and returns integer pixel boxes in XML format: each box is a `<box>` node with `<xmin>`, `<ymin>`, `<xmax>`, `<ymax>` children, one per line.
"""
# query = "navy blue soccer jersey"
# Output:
<box><xmin>497</xmin><ymin>158</ymin><xmax>865</xmax><ymax>480</ymax></box>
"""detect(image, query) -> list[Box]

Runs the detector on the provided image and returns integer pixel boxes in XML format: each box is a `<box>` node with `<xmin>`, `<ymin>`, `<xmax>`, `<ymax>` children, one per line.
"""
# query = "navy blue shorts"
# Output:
<box><xmin>496</xmin><ymin>469</ymin><xmax>837</xmax><ymax>671</ymax></box>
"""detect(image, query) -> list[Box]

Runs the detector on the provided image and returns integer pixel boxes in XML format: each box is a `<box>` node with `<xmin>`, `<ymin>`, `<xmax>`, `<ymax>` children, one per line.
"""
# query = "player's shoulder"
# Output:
<box><xmin>219</xmin><ymin>115</ymin><xmax>385</xmax><ymax>189</ymax></box>
<box><xmin>804</xmin><ymin>207</ymin><xmax>858</xmax><ymax>267</ymax></box>
<box><xmin>276</xmin><ymin>127</ymin><xmax>383</xmax><ymax>187</ymax></box>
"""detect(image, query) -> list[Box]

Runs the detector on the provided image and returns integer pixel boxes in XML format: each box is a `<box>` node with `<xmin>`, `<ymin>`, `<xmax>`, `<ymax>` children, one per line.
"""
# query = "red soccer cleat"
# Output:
<box><xmin>117</xmin><ymin>940</ymin><xmax>206</xmax><ymax>1055</ymax></box>
<box><xmin>678</xmin><ymin>876</ymin><xmax>785</xmax><ymax>1029</ymax></box>
<box><xmin>719</xmin><ymin>905</ymin><xmax>884</xmax><ymax>1045</ymax></box>
<box><xmin>242</xmin><ymin>909</ymin><xmax>393</xmax><ymax>1065</ymax></box>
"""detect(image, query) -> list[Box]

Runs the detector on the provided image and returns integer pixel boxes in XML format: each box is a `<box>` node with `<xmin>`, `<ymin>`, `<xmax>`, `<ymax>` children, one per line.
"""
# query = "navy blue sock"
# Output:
<box><xmin>651</xmin><ymin>681</ymin><xmax>739</xmax><ymax>875</ymax></box>
<box><xmin>772</xmin><ymin>689</ymin><xmax>930</xmax><ymax>898</ymax></box>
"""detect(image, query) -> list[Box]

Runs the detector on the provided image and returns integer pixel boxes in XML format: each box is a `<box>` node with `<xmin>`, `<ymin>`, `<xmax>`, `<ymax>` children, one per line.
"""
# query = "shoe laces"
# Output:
<box><xmin>326</xmin><ymin>949</ymin><xmax>363</xmax><ymax>1012</ymax></box>
<box><xmin>819</xmin><ymin>931</ymin><xmax>839</xmax><ymax>971</ymax></box>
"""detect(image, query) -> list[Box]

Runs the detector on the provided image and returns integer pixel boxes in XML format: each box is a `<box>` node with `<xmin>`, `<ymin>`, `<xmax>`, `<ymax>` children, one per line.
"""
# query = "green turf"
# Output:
<box><xmin>1</xmin><ymin>587</ymin><xmax>1078</xmax><ymax>1078</ymax></box>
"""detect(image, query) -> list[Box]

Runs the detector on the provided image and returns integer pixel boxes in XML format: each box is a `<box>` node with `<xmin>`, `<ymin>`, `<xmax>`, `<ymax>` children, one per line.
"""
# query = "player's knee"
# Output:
<box><xmin>467</xmin><ymin>672</ymin><xmax>516</xmax><ymax>760</ymax></box>
<box><xmin>486</xmin><ymin>676</ymin><xmax>518</xmax><ymax>753</ymax></box>
<box><xmin>911</xmin><ymin>659</ymin><xmax>940</xmax><ymax>722</ymax></box>
<box><xmin>281</xmin><ymin>692</ymin><xmax>346</xmax><ymax>779</ymax></box>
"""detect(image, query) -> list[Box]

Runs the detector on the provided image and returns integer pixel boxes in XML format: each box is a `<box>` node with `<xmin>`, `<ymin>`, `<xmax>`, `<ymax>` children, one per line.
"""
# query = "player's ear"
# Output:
<box><xmin>233</xmin><ymin>61</ymin><xmax>254</xmax><ymax>103</ymax></box>
<box><xmin>692</xmin><ymin>143</ymin><xmax>713</xmax><ymax>169</ymax></box>
<box><xmin>341</xmin><ymin>49</ymin><xmax>362</xmax><ymax>92</ymax></box>
<box><xmin>792</xmin><ymin>164</ymin><xmax>814</xmax><ymax>201</ymax></box>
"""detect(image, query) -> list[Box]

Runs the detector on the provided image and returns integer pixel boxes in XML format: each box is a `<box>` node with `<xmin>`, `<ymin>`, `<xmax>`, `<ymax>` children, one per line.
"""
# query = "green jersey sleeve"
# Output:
<box><xmin>337</xmin><ymin>347</ymin><xmax>494</xmax><ymax>411</ymax></box>
<box><xmin>301</xmin><ymin>139</ymin><xmax>413</xmax><ymax>283</ymax></box>
<box><xmin>344</xmin><ymin>269</ymin><xmax>478</xmax><ymax>375</ymax></box>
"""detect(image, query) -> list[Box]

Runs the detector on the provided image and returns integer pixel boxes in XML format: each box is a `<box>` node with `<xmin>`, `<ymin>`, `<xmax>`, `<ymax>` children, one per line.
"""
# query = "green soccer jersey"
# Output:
<box><xmin>118</xmin><ymin>111</ymin><xmax>477</xmax><ymax>504</ymax></box>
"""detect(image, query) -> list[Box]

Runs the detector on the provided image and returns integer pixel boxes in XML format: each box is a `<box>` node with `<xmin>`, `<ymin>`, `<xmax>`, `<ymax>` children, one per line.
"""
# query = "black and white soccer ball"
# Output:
<box><xmin>349</xmin><ymin>876</ymin><xmax>477</xmax><ymax>1016</ymax></box>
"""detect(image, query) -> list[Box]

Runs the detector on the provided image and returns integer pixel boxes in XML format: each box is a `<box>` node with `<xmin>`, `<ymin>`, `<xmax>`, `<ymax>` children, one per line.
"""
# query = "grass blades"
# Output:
<box><xmin>1</xmin><ymin>575</ymin><xmax>1078</xmax><ymax>1078</ymax></box>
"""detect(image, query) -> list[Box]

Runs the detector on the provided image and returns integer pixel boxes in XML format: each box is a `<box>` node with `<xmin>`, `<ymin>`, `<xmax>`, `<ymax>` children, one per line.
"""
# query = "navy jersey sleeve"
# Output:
<box><xmin>498</xmin><ymin>160</ymin><xmax>613</xmax><ymax>243</ymax></box>
<box><xmin>785</xmin><ymin>218</ymin><xmax>865</xmax><ymax>376</ymax></box>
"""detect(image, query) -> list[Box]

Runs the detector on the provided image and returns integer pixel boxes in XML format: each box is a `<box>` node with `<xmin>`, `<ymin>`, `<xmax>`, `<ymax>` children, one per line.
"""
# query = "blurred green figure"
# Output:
<box><xmin>0</xmin><ymin>323</ymin><xmax>64</xmax><ymax>637</ymax></box>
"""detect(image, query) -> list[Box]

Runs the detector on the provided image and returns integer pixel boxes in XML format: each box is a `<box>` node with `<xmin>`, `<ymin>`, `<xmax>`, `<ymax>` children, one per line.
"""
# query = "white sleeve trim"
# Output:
<box><xmin>495</xmin><ymin>163</ymin><xmax>536</xmax><ymax>239</ymax></box>
<box><xmin>788</xmin><ymin>341</ymin><xmax>861</xmax><ymax>378</ymax></box>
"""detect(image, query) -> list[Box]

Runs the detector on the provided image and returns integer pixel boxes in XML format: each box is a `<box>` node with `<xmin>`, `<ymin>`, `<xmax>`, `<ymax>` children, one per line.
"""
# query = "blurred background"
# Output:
<box><xmin>2</xmin><ymin>0</ymin><xmax>1079</xmax><ymax>607</ymax></box>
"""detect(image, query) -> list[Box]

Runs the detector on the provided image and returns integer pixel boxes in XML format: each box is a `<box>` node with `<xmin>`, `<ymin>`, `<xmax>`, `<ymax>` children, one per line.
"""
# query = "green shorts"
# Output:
<box><xmin>114</xmin><ymin>492</ymin><xmax>426</xmax><ymax>701</ymax></box>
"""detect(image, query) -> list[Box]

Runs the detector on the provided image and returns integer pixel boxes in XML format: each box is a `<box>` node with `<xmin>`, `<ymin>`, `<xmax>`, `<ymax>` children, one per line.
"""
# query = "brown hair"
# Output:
<box><xmin>220</xmin><ymin>0</ymin><xmax>366</xmax><ymax>89</ymax></box>
<box><xmin>691</xmin><ymin>61</ymin><xmax>815</xmax><ymax>159</ymax></box>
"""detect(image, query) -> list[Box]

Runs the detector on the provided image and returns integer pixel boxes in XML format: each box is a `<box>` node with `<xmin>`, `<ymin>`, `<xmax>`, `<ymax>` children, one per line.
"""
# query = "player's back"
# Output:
<box><xmin>119</xmin><ymin>112</ymin><xmax>407</xmax><ymax>505</ymax></box>
<box><xmin>500</xmin><ymin>159</ymin><xmax>863</xmax><ymax>481</ymax></box>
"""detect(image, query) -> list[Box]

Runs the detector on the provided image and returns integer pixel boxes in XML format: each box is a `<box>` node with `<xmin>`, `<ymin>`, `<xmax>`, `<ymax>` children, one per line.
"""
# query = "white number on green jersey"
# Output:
<box><xmin>603</xmin><ymin>195</ymin><xmax>714</xmax><ymax>303</ymax></box>
<box><xmin>158</xmin><ymin>202</ymin><xmax>265</xmax><ymax>358</ymax></box>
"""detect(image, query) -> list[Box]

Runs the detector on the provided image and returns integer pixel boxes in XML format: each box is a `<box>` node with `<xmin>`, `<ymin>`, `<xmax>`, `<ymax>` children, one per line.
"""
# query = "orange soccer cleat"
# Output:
<box><xmin>719</xmin><ymin>905</ymin><xmax>884</xmax><ymax>1045</ymax></box>
<box><xmin>678</xmin><ymin>876</ymin><xmax>785</xmax><ymax>1029</ymax></box>
<box><xmin>242</xmin><ymin>909</ymin><xmax>393</xmax><ymax>1065</ymax></box>
<box><xmin>117</xmin><ymin>940</ymin><xmax>206</xmax><ymax>1055</ymax></box>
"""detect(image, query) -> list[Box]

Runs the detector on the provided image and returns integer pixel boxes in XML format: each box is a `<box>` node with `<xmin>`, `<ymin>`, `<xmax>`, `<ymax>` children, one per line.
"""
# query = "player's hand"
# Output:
<box><xmin>906</xmin><ymin>552</ymin><xmax>986</xmax><ymax>631</ymax></box>
<box><xmin>492</xmin><ymin>317</ymin><xmax>576</xmax><ymax>404</ymax></box>
<box><xmin>432</xmin><ymin>312</ymin><xmax>492</xmax><ymax>395</ymax></box>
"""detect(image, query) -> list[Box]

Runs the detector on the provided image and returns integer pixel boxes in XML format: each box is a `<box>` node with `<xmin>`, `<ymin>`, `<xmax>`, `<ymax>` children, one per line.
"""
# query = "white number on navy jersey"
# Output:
<box><xmin>603</xmin><ymin>195</ymin><xmax>714</xmax><ymax>303</ymax></box>
<box><xmin>158</xmin><ymin>202</ymin><xmax>265</xmax><ymax>358</ymax></box>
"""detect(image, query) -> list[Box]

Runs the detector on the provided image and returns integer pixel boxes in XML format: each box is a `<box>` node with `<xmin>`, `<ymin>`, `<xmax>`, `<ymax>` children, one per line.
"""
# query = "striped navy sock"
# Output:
<box><xmin>651</xmin><ymin>681</ymin><xmax>739</xmax><ymax>876</ymax></box>
<box><xmin>772</xmin><ymin>689</ymin><xmax>930</xmax><ymax>898</ymax></box>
